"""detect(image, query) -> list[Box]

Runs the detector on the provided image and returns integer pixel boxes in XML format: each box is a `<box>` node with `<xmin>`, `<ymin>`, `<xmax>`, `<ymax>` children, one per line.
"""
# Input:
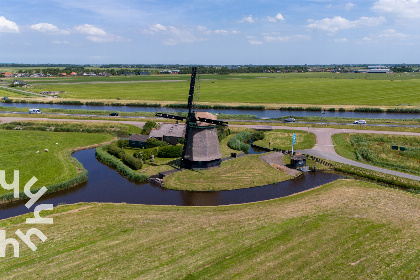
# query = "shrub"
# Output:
<box><xmin>251</xmin><ymin>131</ymin><xmax>265</xmax><ymax>142</ymax></box>
<box><xmin>95</xmin><ymin>146</ymin><xmax>148</xmax><ymax>182</ymax></box>
<box><xmin>157</xmin><ymin>145</ymin><xmax>183</xmax><ymax>158</ymax></box>
<box><xmin>146</xmin><ymin>138</ymin><xmax>168</xmax><ymax>148</ymax></box>
<box><xmin>142</xmin><ymin>120</ymin><xmax>158</xmax><ymax>135</ymax></box>
<box><xmin>134</xmin><ymin>147</ymin><xmax>159</xmax><ymax>161</ymax></box>
<box><xmin>117</xmin><ymin>139</ymin><xmax>129</xmax><ymax>148</ymax></box>
<box><xmin>108</xmin><ymin>143</ymin><xmax>125</xmax><ymax>159</ymax></box>
<box><xmin>228</xmin><ymin>131</ymin><xmax>252</xmax><ymax>153</ymax></box>
<box><xmin>121</xmin><ymin>154</ymin><xmax>143</xmax><ymax>170</ymax></box>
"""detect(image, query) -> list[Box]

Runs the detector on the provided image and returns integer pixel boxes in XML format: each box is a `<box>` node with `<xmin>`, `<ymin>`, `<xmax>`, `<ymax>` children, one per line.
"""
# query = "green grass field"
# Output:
<box><xmin>333</xmin><ymin>133</ymin><xmax>420</xmax><ymax>176</ymax></box>
<box><xmin>1</xmin><ymin>180</ymin><xmax>419</xmax><ymax>279</ymax></box>
<box><xmin>0</xmin><ymin>130</ymin><xmax>115</xmax><ymax>196</ymax></box>
<box><xmin>164</xmin><ymin>154</ymin><xmax>292</xmax><ymax>191</ymax></box>
<box><xmin>10</xmin><ymin>72</ymin><xmax>420</xmax><ymax>106</ymax></box>
<box><xmin>253</xmin><ymin>129</ymin><xmax>316</xmax><ymax>150</ymax></box>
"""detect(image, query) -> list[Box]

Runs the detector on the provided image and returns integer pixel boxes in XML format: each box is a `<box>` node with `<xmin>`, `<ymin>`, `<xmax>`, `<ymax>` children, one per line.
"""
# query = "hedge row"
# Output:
<box><xmin>95</xmin><ymin>146</ymin><xmax>148</xmax><ymax>182</ymax></box>
<box><xmin>108</xmin><ymin>143</ymin><xmax>143</xmax><ymax>170</ymax></box>
<box><xmin>0</xmin><ymin>151</ymin><xmax>88</xmax><ymax>204</ymax></box>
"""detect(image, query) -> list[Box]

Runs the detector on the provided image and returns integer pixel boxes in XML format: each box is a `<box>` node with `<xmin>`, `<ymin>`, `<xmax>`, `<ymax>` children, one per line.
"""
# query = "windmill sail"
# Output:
<box><xmin>156</xmin><ymin>67</ymin><xmax>227</xmax><ymax>169</ymax></box>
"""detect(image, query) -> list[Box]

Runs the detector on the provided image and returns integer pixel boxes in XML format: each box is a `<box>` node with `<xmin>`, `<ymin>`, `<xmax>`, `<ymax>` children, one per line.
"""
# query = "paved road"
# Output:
<box><xmin>1</xmin><ymin>117</ymin><xmax>419</xmax><ymax>181</ymax></box>
<box><xmin>231</xmin><ymin>125</ymin><xmax>420</xmax><ymax>182</ymax></box>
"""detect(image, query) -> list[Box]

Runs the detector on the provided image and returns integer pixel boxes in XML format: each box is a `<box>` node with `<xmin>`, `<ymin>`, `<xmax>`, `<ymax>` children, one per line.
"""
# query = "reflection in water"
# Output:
<box><xmin>0</xmin><ymin>149</ymin><xmax>343</xmax><ymax>220</ymax></box>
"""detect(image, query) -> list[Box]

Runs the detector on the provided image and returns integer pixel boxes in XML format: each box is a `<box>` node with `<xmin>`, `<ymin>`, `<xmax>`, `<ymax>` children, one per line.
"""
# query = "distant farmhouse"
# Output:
<box><xmin>128</xmin><ymin>123</ymin><xmax>186</xmax><ymax>148</ymax></box>
<box><xmin>355</xmin><ymin>66</ymin><xmax>392</xmax><ymax>74</ymax></box>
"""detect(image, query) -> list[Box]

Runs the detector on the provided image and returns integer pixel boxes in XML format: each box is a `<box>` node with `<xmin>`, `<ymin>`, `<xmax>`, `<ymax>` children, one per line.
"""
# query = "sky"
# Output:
<box><xmin>1</xmin><ymin>0</ymin><xmax>420</xmax><ymax>65</ymax></box>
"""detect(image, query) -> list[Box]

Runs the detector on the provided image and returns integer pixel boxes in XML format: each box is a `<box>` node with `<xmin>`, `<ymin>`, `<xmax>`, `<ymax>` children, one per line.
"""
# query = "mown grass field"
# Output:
<box><xmin>333</xmin><ymin>133</ymin><xmax>420</xmax><ymax>176</ymax></box>
<box><xmin>0</xmin><ymin>130</ymin><xmax>115</xmax><ymax>196</ymax></box>
<box><xmin>1</xmin><ymin>180</ymin><xmax>419</xmax><ymax>279</ymax></box>
<box><xmin>12</xmin><ymin>72</ymin><xmax>420</xmax><ymax>106</ymax></box>
<box><xmin>164</xmin><ymin>154</ymin><xmax>292</xmax><ymax>191</ymax></box>
<box><xmin>253</xmin><ymin>129</ymin><xmax>316</xmax><ymax>150</ymax></box>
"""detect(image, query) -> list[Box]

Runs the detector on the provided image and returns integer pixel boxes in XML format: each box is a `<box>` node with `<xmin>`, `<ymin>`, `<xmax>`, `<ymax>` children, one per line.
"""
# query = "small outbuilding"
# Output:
<box><xmin>290</xmin><ymin>154</ymin><xmax>307</xmax><ymax>169</ymax></box>
<box><xmin>128</xmin><ymin>134</ymin><xmax>149</xmax><ymax>148</ymax></box>
<box><xmin>149</xmin><ymin>123</ymin><xmax>186</xmax><ymax>145</ymax></box>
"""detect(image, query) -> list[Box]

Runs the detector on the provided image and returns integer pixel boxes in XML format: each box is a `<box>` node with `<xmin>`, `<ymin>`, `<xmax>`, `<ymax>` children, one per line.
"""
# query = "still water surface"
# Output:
<box><xmin>0</xmin><ymin>149</ymin><xmax>343</xmax><ymax>220</ymax></box>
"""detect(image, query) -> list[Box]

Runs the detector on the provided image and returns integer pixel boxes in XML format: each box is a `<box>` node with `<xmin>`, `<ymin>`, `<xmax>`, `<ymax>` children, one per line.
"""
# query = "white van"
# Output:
<box><xmin>29</xmin><ymin>108</ymin><xmax>42</xmax><ymax>114</ymax></box>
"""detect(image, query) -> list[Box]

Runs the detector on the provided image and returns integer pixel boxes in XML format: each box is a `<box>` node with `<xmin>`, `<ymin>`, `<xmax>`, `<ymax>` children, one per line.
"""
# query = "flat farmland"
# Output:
<box><xmin>22</xmin><ymin>73</ymin><xmax>420</xmax><ymax>106</ymax></box>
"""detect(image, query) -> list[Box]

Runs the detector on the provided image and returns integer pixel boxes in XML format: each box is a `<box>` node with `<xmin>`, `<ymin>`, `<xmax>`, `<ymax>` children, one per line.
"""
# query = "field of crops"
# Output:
<box><xmin>4</xmin><ymin>72</ymin><xmax>420</xmax><ymax>106</ymax></box>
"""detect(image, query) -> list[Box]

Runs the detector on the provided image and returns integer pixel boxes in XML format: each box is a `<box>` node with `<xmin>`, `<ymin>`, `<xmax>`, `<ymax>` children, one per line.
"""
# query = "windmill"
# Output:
<box><xmin>156</xmin><ymin>67</ymin><xmax>228</xmax><ymax>169</ymax></box>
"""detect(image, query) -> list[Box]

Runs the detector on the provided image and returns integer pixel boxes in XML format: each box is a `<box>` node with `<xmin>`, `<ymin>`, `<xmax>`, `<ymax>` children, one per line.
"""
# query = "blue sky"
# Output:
<box><xmin>1</xmin><ymin>0</ymin><xmax>419</xmax><ymax>65</ymax></box>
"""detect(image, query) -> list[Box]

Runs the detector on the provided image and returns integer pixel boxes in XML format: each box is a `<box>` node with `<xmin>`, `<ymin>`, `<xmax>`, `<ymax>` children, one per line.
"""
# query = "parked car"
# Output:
<box><xmin>283</xmin><ymin>117</ymin><xmax>296</xmax><ymax>123</ymax></box>
<box><xmin>109</xmin><ymin>112</ymin><xmax>119</xmax><ymax>116</ymax></box>
<box><xmin>353</xmin><ymin>120</ymin><xmax>366</xmax><ymax>124</ymax></box>
<box><xmin>29</xmin><ymin>108</ymin><xmax>42</xmax><ymax>114</ymax></box>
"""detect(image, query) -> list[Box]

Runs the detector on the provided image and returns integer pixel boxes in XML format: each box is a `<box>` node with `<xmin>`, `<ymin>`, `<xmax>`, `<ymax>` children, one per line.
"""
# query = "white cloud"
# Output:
<box><xmin>307</xmin><ymin>16</ymin><xmax>385</xmax><ymax>34</ymax></box>
<box><xmin>51</xmin><ymin>40</ymin><xmax>70</xmax><ymax>44</ymax></box>
<box><xmin>267</xmin><ymin>13</ymin><xmax>285</xmax><ymax>23</ymax></box>
<box><xmin>30</xmin><ymin>23</ymin><xmax>70</xmax><ymax>35</ymax></box>
<box><xmin>73</xmin><ymin>24</ymin><xmax>123</xmax><ymax>42</ymax></box>
<box><xmin>0</xmin><ymin>16</ymin><xmax>19</xmax><ymax>33</ymax></box>
<box><xmin>345</xmin><ymin>3</ymin><xmax>355</xmax><ymax>10</ymax></box>
<box><xmin>239</xmin><ymin>15</ymin><xmax>254</xmax><ymax>23</ymax></box>
<box><xmin>334</xmin><ymin>38</ymin><xmax>348</xmax><ymax>42</ymax></box>
<box><xmin>362</xmin><ymin>28</ymin><xmax>407</xmax><ymax>42</ymax></box>
<box><xmin>214</xmin><ymin>30</ymin><xmax>229</xmax><ymax>35</ymax></box>
<box><xmin>74</xmin><ymin>24</ymin><xmax>106</xmax><ymax>36</ymax></box>
<box><xmin>373</xmin><ymin>0</ymin><xmax>420</xmax><ymax>19</ymax></box>
<box><xmin>144</xmin><ymin>24</ymin><xmax>206</xmax><ymax>45</ymax></box>
<box><xmin>264</xmin><ymin>34</ymin><xmax>310</xmax><ymax>43</ymax></box>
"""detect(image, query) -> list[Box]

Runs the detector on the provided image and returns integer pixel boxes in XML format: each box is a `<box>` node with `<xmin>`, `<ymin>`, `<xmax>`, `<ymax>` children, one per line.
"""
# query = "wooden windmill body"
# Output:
<box><xmin>156</xmin><ymin>67</ymin><xmax>227</xmax><ymax>169</ymax></box>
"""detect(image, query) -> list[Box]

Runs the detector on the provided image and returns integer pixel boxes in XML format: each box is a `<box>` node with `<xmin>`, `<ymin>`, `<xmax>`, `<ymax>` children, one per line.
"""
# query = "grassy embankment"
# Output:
<box><xmin>12</xmin><ymin>72</ymin><xmax>420</xmax><ymax>107</ymax></box>
<box><xmin>0</xmin><ymin>122</ymin><xmax>142</xmax><ymax>198</ymax></box>
<box><xmin>333</xmin><ymin>133</ymin><xmax>420</xmax><ymax>176</ymax></box>
<box><xmin>1</xmin><ymin>180</ymin><xmax>419</xmax><ymax>279</ymax></box>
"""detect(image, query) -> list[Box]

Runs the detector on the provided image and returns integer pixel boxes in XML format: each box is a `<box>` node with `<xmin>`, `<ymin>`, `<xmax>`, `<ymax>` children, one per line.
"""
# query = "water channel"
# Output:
<box><xmin>0</xmin><ymin>149</ymin><xmax>344</xmax><ymax>220</ymax></box>
<box><xmin>1</xmin><ymin>102</ymin><xmax>419</xmax><ymax>119</ymax></box>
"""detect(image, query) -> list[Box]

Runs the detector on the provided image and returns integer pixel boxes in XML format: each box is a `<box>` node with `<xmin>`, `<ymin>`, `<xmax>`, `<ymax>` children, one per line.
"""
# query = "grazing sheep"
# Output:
<box><xmin>44</xmin><ymin>149</ymin><xmax>49</xmax><ymax>152</ymax></box>
<box><xmin>36</xmin><ymin>151</ymin><xmax>39</xmax><ymax>154</ymax></box>
<box><xmin>56</xmin><ymin>143</ymin><xmax>58</xmax><ymax>145</ymax></box>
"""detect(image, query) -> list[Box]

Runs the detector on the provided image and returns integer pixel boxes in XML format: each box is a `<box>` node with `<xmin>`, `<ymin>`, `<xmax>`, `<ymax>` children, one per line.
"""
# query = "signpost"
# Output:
<box><xmin>292</xmin><ymin>134</ymin><xmax>296</xmax><ymax>154</ymax></box>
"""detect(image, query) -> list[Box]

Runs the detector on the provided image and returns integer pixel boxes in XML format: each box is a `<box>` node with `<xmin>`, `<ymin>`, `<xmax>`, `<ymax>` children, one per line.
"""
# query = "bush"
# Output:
<box><xmin>95</xmin><ymin>146</ymin><xmax>148</xmax><ymax>182</ymax></box>
<box><xmin>117</xmin><ymin>139</ymin><xmax>129</xmax><ymax>148</ymax></box>
<box><xmin>251</xmin><ymin>131</ymin><xmax>265</xmax><ymax>142</ymax></box>
<box><xmin>157</xmin><ymin>145</ymin><xmax>183</xmax><ymax>158</ymax></box>
<box><xmin>228</xmin><ymin>131</ymin><xmax>252</xmax><ymax>153</ymax></box>
<box><xmin>134</xmin><ymin>147</ymin><xmax>159</xmax><ymax>161</ymax></box>
<box><xmin>142</xmin><ymin>120</ymin><xmax>158</xmax><ymax>135</ymax></box>
<box><xmin>121</xmin><ymin>154</ymin><xmax>143</xmax><ymax>170</ymax></box>
<box><xmin>108</xmin><ymin>143</ymin><xmax>125</xmax><ymax>159</ymax></box>
<box><xmin>146</xmin><ymin>138</ymin><xmax>168</xmax><ymax>148</ymax></box>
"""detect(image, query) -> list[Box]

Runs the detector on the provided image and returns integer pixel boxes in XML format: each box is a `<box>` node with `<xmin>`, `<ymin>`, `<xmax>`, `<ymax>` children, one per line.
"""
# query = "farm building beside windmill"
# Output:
<box><xmin>149</xmin><ymin>123</ymin><xmax>186</xmax><ymax>145</ymax></box>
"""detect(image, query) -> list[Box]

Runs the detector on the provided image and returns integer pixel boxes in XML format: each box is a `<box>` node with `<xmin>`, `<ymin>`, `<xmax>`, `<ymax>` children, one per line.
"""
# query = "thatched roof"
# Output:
<box><xmin>149</xmin><ymin>123</ymin><xmax>186</xmax><ymax>139</ymax></box>
<box><xmin>184</xmin><ymin>127</ymin><xmax>222</xmax><ymax>162</ymax></box>
<box><xmin>128</xmin><ymin>134</ymin><xmax>149</xmax><ymax>142</ymax></box>
<box><xmin>195</xmin><ymin>112</ymin><xmax>218</xmax><ymax>126</ymax></box>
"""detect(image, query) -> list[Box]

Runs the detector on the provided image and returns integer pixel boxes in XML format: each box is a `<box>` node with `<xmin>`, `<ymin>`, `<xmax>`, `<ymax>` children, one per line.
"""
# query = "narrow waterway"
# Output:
<box><xmin>0</xmin><ymin>149</ymin><xmax>343</xmax><ymax>220</ymax></box>
<box><xmin>1</xmin><ymin>102</ymin><xmax>419</xmax><ymax>119</ymax></box>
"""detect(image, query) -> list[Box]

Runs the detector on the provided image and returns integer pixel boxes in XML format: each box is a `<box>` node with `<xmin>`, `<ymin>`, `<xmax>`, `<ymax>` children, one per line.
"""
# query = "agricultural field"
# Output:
<box><xmin>4</xmin><ymin>72</ymin><xmax>420</xmax><ymax>106</ymax></box>
<box><xmin>333</xmin><ymin>133</ymin><xmax>420</xmax><ymax>176</ymax></box>
<box><xmin>1</xmin><ymin>180</ymin><xmax>419</xmax><ymax>279</ymax></box>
